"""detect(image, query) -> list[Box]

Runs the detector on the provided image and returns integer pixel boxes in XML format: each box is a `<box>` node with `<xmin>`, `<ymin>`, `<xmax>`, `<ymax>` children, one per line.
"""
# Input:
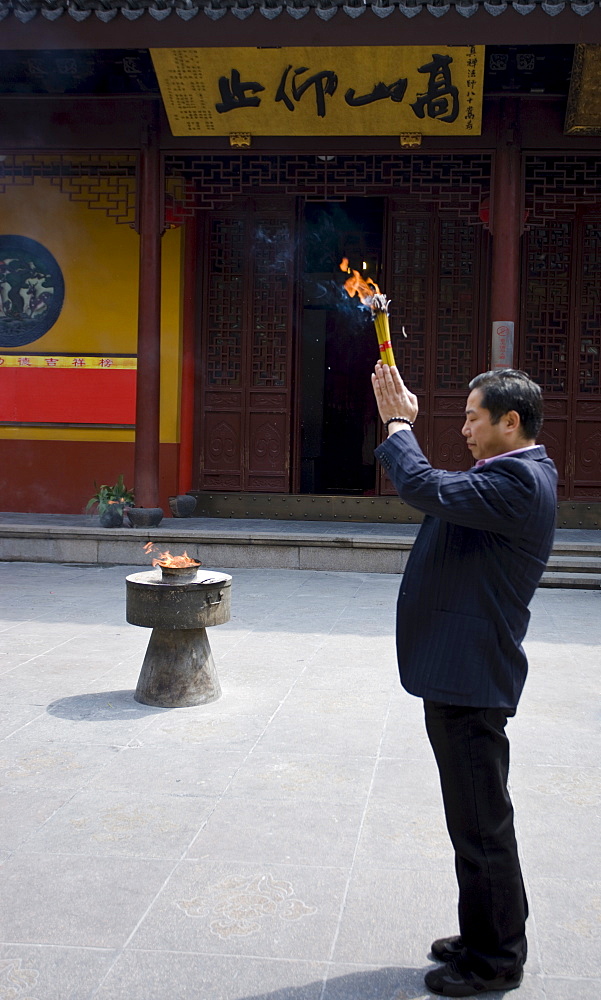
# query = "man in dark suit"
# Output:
<box><xmin>372</xmin><ymin>364</ymin><xmax>557</xmax><ymax>997</ymax></box>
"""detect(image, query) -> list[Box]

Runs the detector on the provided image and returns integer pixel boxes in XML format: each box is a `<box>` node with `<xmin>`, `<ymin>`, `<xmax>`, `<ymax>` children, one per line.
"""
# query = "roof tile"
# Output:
<box><xmin>0</xmin><ymin>0</ymin><xmax>595</xmax><ymax>18</ymax></box>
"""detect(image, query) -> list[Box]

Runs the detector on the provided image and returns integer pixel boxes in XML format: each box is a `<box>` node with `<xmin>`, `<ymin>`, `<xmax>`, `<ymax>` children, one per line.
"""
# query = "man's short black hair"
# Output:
<box><xmin>468</xmin><ymin>369</ymin><xmax>544</xmax><ymax>440</ymax></box>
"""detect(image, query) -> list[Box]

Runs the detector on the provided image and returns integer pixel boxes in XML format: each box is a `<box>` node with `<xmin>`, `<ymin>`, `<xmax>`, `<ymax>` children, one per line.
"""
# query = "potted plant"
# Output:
<box><xmin>86</xmin><ymin>475</ymin><xmax>134</xmax><ymax>528</ymax></box>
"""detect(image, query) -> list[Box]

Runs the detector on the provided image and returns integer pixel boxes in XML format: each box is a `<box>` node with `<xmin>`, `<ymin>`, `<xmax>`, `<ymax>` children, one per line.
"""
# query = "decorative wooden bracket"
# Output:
<box><xmin>229</xmin><ymin>133</ymin><xmax>252</xmax><ymax>148</ymax></box>
<box><xmin>399</xmin><ymin>133</ymin><xmax>422</xmax><ymax>148</ymax></box>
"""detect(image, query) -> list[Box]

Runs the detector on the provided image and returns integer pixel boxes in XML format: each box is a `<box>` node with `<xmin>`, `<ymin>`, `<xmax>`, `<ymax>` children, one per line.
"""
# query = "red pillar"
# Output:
<box><xmin>489</xmin><ymin>98</ymin><xmax>522</xmax><ymax>370</ymax></box>
<box><xmin>177</xmin><ymin>216</ymin><xmax>198</xmax><ymax>494</ymax></box>
<box><xmin>134</xmin><ymin>111</ymin><xmax>162</xmax><ymax>508</ymax></box>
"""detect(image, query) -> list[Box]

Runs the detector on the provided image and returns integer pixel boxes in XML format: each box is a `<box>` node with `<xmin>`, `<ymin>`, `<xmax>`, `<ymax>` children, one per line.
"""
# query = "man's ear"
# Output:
<box><xmin>503</xmin><ymin>409</ymin><xmax>521</xmax><ymax>434</ymax></box>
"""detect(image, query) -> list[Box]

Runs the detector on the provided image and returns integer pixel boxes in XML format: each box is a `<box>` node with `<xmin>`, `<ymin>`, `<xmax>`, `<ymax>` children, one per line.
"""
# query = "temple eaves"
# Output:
<box><xmin>0</xmin><ymin>0</ymin><xmax>597</xmax><ymax>22</ymax></box>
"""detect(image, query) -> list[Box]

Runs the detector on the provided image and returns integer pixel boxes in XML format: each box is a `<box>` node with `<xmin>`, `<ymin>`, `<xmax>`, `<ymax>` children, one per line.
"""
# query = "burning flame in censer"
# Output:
<box><xmin>143</xmin><ymin>541</ymin><xmax>201</xmax><ymax>568</ymax></box>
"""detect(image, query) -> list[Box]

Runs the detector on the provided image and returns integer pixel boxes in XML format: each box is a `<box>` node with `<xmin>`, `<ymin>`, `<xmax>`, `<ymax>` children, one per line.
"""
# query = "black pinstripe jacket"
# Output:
<box><xmin>375</xmin><ymin>433</ymin><xmax>558</xmax><ymax>709</ymax></box>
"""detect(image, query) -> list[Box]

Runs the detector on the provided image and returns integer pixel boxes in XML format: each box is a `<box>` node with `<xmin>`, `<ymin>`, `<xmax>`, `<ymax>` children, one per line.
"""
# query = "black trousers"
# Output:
<box><xmin>423</xmin><ymin>700</ymin><xmax>528</xmax><ymax>979</ymax></box>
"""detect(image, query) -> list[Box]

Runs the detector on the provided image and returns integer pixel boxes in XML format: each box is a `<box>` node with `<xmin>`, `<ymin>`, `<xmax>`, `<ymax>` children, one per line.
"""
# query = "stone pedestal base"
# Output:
<box><xmin>134</xmin><ymin>627</ymin><xmax>222</xmax><ymax>708</ymax></box>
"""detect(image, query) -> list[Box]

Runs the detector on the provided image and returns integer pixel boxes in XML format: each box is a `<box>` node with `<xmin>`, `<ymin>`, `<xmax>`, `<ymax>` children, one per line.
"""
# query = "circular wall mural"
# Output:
<box><xmin>0</xmin><ymin>235</ymin><xmax>65</xmax><ymax>348</ymax></box>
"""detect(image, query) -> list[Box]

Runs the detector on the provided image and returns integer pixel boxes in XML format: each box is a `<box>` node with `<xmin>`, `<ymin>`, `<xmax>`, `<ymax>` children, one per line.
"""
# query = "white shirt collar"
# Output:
<box><xmin>475</xmin><ymin>445</ymin><xmax>538</xmax><ymax>468</ymax></box>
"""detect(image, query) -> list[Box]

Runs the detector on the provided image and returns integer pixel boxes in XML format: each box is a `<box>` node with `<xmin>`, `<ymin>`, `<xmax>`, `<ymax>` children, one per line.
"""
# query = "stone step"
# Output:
<box><xmin>0</xmin><ymin>515</ymin><xmax>600</xmax><ymax>587</ymax></box>
<box><xmin>546</xmin><ymin>554</ymin><xmax>601</xmax><ymax>573</ymax></box>
<box><xmin>540</xmin><ymin>571</ymin><xmax>601</xmax><ymax>589</ymax></box>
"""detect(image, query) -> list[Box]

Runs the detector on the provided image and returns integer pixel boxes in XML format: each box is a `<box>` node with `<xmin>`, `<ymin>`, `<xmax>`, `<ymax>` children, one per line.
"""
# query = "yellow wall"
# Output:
<box><xmin>160</xmin><ymin>225</ymin><xmax>183</xmax><ymax>444</ymax></box>
<box><xmin>0</xmin><ymin>176</ymin><xmax>182</xmax><ymax>443</ymax></box>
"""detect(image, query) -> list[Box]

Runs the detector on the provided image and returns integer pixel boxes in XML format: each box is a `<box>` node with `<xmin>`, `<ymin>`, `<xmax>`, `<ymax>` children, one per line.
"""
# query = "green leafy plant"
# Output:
<box><xmin>86</xmin><ymin>475</ymin><xmax>135</xmax><ymax>513</ymax></box>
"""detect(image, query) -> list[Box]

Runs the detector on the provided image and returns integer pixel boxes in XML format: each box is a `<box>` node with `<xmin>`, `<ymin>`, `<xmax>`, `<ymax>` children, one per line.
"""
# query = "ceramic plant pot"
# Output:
<box><xmin>168</xmin><ymin>494</ymin><xmax>197</xmax><ymax>518</ymax></box>
<box><xmin>99</xmin><ymin>504</ymin><xmax>124</xmax><ymax>528</ymax></box>
<box><xmin>126</xmin><ymin>506</ymin><xmax>164</xmax><ymax>528</ymax></box>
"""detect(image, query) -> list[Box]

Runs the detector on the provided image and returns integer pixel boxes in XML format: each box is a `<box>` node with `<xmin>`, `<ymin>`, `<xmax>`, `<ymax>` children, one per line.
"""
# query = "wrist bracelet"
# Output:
<box><xmin>384</xmin><ymin>416</ymin><xmax>414</xmax><ymax>431</ymax></box>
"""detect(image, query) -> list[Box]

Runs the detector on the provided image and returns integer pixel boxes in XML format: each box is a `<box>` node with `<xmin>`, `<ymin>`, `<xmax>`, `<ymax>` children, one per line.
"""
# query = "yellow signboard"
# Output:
<box><xmin>0</xmin><ymin>355</ymin><xmax>136</xmax><ymax>369</ymax></box>
<box><xmin>151</xmin><ymin>46</ymin><xmax>483</xmax><ymax>138</ymax></box>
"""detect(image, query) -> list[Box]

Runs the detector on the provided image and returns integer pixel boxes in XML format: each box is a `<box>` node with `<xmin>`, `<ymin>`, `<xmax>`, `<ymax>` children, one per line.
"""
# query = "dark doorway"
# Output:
<box><xmin>300</xmin><ymin>198</ymin><xmax>384</xmax><ymax>494</ymax></box>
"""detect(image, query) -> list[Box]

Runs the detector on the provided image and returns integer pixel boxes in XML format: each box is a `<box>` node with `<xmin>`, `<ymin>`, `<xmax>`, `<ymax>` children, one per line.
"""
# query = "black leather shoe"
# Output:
<box><xmin>424</xmin><ymin>960</ymin><xmax>523</xmax><ymax>997</ymax></box>
<box><xmin>431</xmin><ymin>935</ymin><xmax>464</xmax><ymax>963</ymax></box>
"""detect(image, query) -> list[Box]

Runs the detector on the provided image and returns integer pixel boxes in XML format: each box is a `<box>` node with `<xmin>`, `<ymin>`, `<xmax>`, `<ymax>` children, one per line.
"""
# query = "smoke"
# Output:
<box><xmin>252</xmin><ymin>199</ymin><xmax>383</xmax><ymax>326</ymax></box>
<box><xmin>252</xmin><ymin>224</ymin><xmax>295</xmax><ymax>271</ymax></box>
<box><xmin>303</xmin><ymin>203</ymin><xmax>377</xmax><ymax>321</ymax></box>
<box><xmin>308</xmin><ymin>275</ymin><xmax>373</xmax><ymax>318</ymax></box>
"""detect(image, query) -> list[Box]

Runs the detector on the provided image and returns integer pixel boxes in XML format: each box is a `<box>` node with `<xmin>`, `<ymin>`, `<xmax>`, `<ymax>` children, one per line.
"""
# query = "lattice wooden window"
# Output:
<box><xmin>579</xmin><ymin>221</ymin><xmax>601</xmax><ymax>394</ymax></box>
<box><xmin>388</xmin><ymin>214</ymin><xmax>430</xmax><ymax>394</ymax></box>
<box><xmin>206</xmin><ymin>217</ymin><xmax>245</xmax><ymax>387</ymax></box>
<box><xmin>251</xmin><ymin>219</ymin><xmax>290</xmax><ymax>388</ymax></box>
<box><xmin>436</xmin><ymin>220</ymin><xmax>477</xmax><ymax>391</ymax></box>
<box><xmin>0</xmin><ymin>154</ymin><xmax>136</xmax><ymax>225</ymax></box>
<box><xmin>523</xmin><ymin>222</ymin><xmax>572</xmax><ymax>394</ymax></box>
<box><xmin>166</xmin><ymin>153</ymin><xmax>491</xmax><ymax>221</ymax></box>
<box><xmin>525</xmin><ymin>156</ymin><xmax>601</xmax><ymax>222</ymax></box>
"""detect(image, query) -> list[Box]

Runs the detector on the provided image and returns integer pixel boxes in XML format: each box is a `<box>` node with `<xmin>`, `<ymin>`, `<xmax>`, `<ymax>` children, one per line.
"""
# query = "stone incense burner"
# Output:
<box><xmin>126</xmin><ymin>561</ymin><xmax>232</xmax><ymax>708</ymax></box>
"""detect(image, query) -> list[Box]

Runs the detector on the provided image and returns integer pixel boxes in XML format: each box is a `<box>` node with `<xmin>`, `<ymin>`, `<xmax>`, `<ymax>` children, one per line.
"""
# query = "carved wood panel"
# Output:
<box><xmin>431</xmin><ymin>419</ymin><xmax>473</xmax><ymax>473</ymax></box>
<box><xmin>381</xmin><ymin>207</ymin><xmax>485</xmax><ymax>493</ymax></box>
<box><xmin>386</xmin><ymin>212</ymin><xmax>431</xmax><ymax>394</ymax></box>
<box><xmin>436</xmin><ymin>219</ymin><xmax>479</xmax><ymax>392</ymax></box>
<box><xmin>166</xmin><ymin>153</ymin><xmax>491</xmax><ymax>220</ymax></box>
<box><xmin>199</xmin><ymin>200</ymin><xmax>295</xmax><ymax>492</ymax></box>
<box><xmin>0</xmin><ymin>154</ymin><xmax>136</xmax><ymax>225</ymax></box>
<box><xmin>579</xmin><ymin>221</ymin><xmax>601</xmax><ymax>396</ymax></box>
<box><xmin>537</xmin><ymin>421</ymin><xmax>567</xmax><ymax>496</ymax></box>
<box><xmin>521</xmin><ymin>212</ymin><xmax>601</xmax><ymax>499</ymax></box>
<box><xmin>574</xmin><ymin>424</ymin><xmax>601</xmax><ymax>487</ymax></box>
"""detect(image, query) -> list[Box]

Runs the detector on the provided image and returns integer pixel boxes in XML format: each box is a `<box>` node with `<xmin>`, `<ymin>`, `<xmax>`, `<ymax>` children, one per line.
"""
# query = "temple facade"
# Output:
<box><xmin>0</xmin><ymin>19</ymin><xmax>600</xmax><ymax>525</ymax></box>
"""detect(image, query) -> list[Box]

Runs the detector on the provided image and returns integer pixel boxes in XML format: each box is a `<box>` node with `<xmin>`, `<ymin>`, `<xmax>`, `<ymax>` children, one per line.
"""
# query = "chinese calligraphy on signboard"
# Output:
<box><xmin>0</xmin><ymin>355</ymin><xmax>136</xmax><ymax>369</ymax></box>
<box><xmin>151</xmin><ymin>46</ymin><xmax>484</xmax><ymax>138</ymax></box>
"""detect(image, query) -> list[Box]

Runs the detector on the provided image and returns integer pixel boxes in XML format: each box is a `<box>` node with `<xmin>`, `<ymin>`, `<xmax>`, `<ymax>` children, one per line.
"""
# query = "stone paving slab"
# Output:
<box><xmin>0</xmin><ymin>852</ymin><xmax>176</xmax><ymax>949</ymax></box>
<box><xmin>94</xmin><ymin>953</ymin><xmax>329</xmax><ymax>1000</ymax></box>
<box><xmin>0</xmin><ymin>946</ymin><xmax>117</xmax><ymax>1000</ymax></box>
<box><xmin>0</xmin><ymin>562</ymin><xmax>599</xmax><ymax>999</ymax></box>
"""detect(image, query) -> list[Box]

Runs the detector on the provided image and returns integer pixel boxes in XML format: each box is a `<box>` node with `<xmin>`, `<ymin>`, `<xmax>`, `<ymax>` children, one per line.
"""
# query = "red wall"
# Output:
<box><xmin>0</xmin><ymin>368</ymin><xmax>137</xmax><ymax>425</ymax></box>
<box><xmin>0</xmin><ymin>440</ymin><xmax>178</xmax><ymax>515</ymax></box>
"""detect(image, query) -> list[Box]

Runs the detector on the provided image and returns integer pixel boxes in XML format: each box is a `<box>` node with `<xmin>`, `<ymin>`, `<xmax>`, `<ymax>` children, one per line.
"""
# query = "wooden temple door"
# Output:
<box><xmin>380</xmin><ymin>202</ymin><xmax>487</xmax><ymax>493</ymax></box>
<box><xmin>197</xmin><ymin>198</ymin><xmax>296</xmax><ymax>492</ymax></box>
<box><xmin>521</xmin><ymin>212</ymin><xmax>601</xmax><ymax>500</ymax></box>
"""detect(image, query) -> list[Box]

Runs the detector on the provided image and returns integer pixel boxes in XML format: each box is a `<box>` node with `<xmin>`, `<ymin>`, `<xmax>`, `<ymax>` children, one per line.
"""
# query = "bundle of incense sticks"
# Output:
<box><xmin>340</xmin><ymin>258</ymin><xmax>396</xmax><ymax>368</ymax></box>
<box><xmin>370</xmin><ymin>291</ymin><xmax>395</xmax><ymax>368</ymax></box>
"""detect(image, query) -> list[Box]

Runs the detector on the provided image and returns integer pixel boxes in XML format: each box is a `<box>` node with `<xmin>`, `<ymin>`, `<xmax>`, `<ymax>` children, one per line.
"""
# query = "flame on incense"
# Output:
<box><xmin>339</xmin><ymin>258</ymin><xmax>396</xmax><ymax>366</ymax></box>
